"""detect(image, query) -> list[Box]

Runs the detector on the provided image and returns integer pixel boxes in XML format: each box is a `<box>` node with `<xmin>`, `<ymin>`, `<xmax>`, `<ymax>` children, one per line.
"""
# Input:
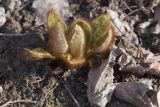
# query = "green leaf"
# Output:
<box><xmin>91</xmin><ymin>14</ymin><xmax>112</xmax><ymax>47</ymax></box>
<box><xmin>47</xmin><ymin>9</ymin><xmax>67</xmax><ymax>32</ymax></box>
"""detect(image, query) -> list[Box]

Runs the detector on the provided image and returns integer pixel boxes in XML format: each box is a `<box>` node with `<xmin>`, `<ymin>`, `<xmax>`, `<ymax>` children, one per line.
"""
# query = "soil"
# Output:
<box><xmin>0</xmin><ymin>0</ymin><xmax>159</xmax><ymax>107</ymax></box>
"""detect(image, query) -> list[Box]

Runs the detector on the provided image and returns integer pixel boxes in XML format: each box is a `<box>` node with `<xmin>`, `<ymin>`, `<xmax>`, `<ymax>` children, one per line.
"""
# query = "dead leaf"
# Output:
<box><xmin>107</xmin><ymin>10</ymin><xmax>123</xmax><ymax>36</ymax></box>
<box><xmin>113</xmin><ymin>47</ymin><xmax>160</xmax><ymax>76</ymax></box>
<box><xmin>132</xmin><ymin>48</ymin><xmax>144</xmax><ymax>58</ymax></box>
<box><xmin>87</xmin><ymin>60</ymin><xmax>115</xmax><ymax>107</ymax></box>
<box><xmin>87</xmin><ymin>48</ymin><xmax>117</xmax><ymax>107</ymax></box>
<box><xmin>107</xmin><ymin>9</ymin><xmax>139</xmax><ymax>48</ymax></box>
<box><xmin>154</xmin><ymin>3</ymin><xmax>160</xmax><ymax>21</ymax></box>
<box><xmin>121</xmin><ymin>64</ymin><xmax>146</xmax><ymax>76</ymax></box>
<box><xmin>133</xmin><ymin>0</ymin><xmax>160</xmax><ymax>9</ymax></box>
<box><xmin>87</xmin><ymin>47</ymin><xmax>160</xmax><ymax>107</ymax></box>
<box><xmin>131</xmin><ymin>48</ymin><xmax>160</xmax><ymax>75</ymax></box>
<box><xmin>114</xmin><ymin>82</ymin><xmax>159</xmax><ymax>107</ymax></box>
<box><xmin>151</xmin><ymin>3</ymin><xmax>160</xmax><ymax>34</ymax></box>
<box><xmin>150</xmin><ymin>21</ymin><xmax>160</xmax><ymax>34</ymax></box>
<box><xmin>32</xmin><ymin>0</ymin><xmax>71</xmax><ymax>26</ymax></box>
<box><xmin>138</xmin><ymin>2</ymin><xmax>160</xmax><ymax>34</ymax></box>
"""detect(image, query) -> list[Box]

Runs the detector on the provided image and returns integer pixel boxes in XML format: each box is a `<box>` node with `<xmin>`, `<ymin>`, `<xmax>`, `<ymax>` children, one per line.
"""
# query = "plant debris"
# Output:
<box><xmin>87</xmin><ymin>57</ymin><xmax>115</xmax><ymax>107</ymax></box>
<box><xmin>0</xmin><ymin>7</ymin><xmax>6</xmax><ymax>27</ymax></box>
<box><xmin>32</xmin><ymin>0</ymin><xmax>71</xmax><ymax>26</ymax></box>
<box><xmin>25</xmin><ymin>9</ymin><xmax>116</xmax><ymax>68</ymax></box>
<box><xmin>114</xmin><ymin>82</ymin><xmax>160</xmax><ymax>107</ymax></box>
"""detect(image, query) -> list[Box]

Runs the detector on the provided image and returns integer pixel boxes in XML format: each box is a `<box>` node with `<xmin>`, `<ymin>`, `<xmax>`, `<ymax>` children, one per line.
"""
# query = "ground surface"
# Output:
<box><xmin>0</xmin><ymin>0</ymin><xmax>159</xmax><ymax>107</ymax></box>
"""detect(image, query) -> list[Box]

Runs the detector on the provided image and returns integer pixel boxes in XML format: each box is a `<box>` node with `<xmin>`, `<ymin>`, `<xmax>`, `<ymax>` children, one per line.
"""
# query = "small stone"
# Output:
<box><xmin>6</xmin><ymin>0</ymin><xmax>15</xmax><ymax>11</ymax></box>
<box><xmin>0</xmin><ymin>86</ymin><xmax>3</xmax><ymax>93</ymax></box>
<box><xmin>5</xmin><ymin>0</ymin><xmax>22</xmax><ymax>11</ymax></box>
<box><xmin>0</xmin><ymin>7</ymin><xmax>6</xmax><ymax>27</ymax></box>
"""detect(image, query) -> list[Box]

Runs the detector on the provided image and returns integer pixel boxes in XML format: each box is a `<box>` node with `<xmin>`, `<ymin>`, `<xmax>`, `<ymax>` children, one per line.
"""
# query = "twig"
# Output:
<box><xmin>121</xmin><ymin>0</ymin><xmax>133</xmax><ymax>12</ymax></box>
<box><xmin>127</xmin><ymin>8</ymin><xmax>141</xmax><ymax>16</ymax></box>
<box><xmin>15</xmin><ymin>0</ymin><xmax>34</xmax><ymax>12</ymax></box>
<box><xmin>111</xmin><ymin>19</ymin><xmax>126</xmax><ymax>37</ymax></box>
<box><xmin>30</xmin><ymin>78</ymin><xmax>43</xmax><ymax>84</ymax></box>
<box><xmin>124</xmin><ymin>8</ymin><xmax>141</xmax><ymax>19</ymax></box>
<box><xmin>0</xmin><ymin>99</ymin><xmax>37</xmax><ymax>107</ymax></box>
<box><xmin>58</xmin><ymin>76</ymin><xmax>81</xmax><ymax>107</ymax></box>
<box><xmin>111</xmin><ymin>19</ymin><xmax>138</xmax><ymax>48</ymax></box>
<box><xmin>122</xmin><ymin>6</ymin><xmax>138</xmax><ymax>11</ymax></box>
<box><xmin>40</xmin><ymin>83</ymin><xmax>58</xmax><ymax>106</ymax></box>
<box><xmin>0</xmin><ymin>32</ymin><xmax>37</xmax><ymax>37</ymax></box>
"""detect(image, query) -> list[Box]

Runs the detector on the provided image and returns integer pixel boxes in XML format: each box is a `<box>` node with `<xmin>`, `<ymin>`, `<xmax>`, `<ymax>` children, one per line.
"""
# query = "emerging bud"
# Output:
<box><xmin>70</xmin><ymin>24</ymin><xmax>86</xmax><ymax>58</ymax></box>
<box><xmin>91</xmin><ymin>14</ymin><xmax>115</xmax><ymax>53</ymax></box>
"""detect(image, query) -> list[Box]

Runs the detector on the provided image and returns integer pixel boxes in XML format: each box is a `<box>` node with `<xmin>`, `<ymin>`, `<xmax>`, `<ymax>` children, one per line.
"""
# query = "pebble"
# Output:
<box><xmin>6</xmin><ymin>0</ymin><xmax>15</xmax><ymax>11</ymax></box>
<box><xmin>0</xmin><ymin>86</ymin><xmax>3</xmax><ymax>93</ymax></box>
<box><xmin>0</xmin><ymin>7</ymin><xmax>6</xmax><ymax>27</ymax></box>
<box><xmin>5</xmin><ymin>0</ymin><xmax>22</xmax><ymax>11</ymax></box>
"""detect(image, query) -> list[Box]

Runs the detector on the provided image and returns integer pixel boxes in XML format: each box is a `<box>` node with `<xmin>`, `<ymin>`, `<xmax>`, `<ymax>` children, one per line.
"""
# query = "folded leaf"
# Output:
<box><xmin>49</xmin><ymin>22</ymin><xmax>68</xmax><ymax>56</ymax></box>
<box><xmin>47</xmin><ymin>9</ymin><xmax>67</xmax><ymax>32</ymax></box>
<box><xmin>70</xmin><ymin>19</ymin><xmax>93</xmax><ymax>56</ymax></box>
<box><xmin>91</xmin><ymin>14</ymin><xmax>112</xmax><ymax>47</ymax></box>
<box><xmin>70</xmin><ymin>24</ymin><xmax>86</xmax><ymax>58</ymax></box>
<box><xmin>95</xmin><ymin>26</ymin><xmax>115</xmax><ymax>53</ymax></box>
<box><xmin>24</xmin><ymin>48</ymin><xmax>54</xmax><ymax>60</ymax></box>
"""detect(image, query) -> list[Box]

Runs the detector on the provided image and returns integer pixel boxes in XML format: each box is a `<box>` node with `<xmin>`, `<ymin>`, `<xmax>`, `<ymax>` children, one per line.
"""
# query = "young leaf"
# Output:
<box><xmin>24</xmin><ymin>48</ymin><xmax>54</xmax><ymax>60</ymax></box>
<box><xmin>70</xmin><ymin>25</ymin><xmax>86</xmax><ymax>58</ymax></box>
<box><xmin>91</xmin><ymin>14</ymin><xmax>112</xmax><ymax>47</ymax></box>
<box><xmin>49</xmin><ymin>22</ymin><xmax>68</xmax><ymax>56</ymax></box>
<box><xmin>70</xmin><ymin>19</ymin><xmax>92</xmax><ymax>55</ymax></box>
<box><xmin>47</xmin><ymin>9</ymin><xmax>67</xmax><ymax>32</ymax></box>
<box><xmin>95</xmin><ymin>26</ymin><xmax>115</xmax><ymax>53</ymax></box>
<box><xmin>71</xmin><ymin>19</ymin><xmax>92</xmax><ymax>44</ymax></box>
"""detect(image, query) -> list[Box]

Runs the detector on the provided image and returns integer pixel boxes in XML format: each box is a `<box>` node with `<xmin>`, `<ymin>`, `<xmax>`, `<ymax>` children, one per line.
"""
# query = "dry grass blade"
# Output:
<box><xmin>0</xmin><ymin>32</ymin><xmax>37</xmax><ymax>37</ymax></box>
<box><xmin>0</xmin><ymin>99</ymin><xmax>37</xmax><ymax>107</ymax></box>
<box><xmin>58</xmin><ymin>76</ymin><xmax>81</xmax><ymax>107</ymax></box>
<box><xmin>15</xmin><ymin>0</ymin><xmax>34</xmax><ymax>12</ymax></box>
<box><xmin>121</xmin><ymin>0</ymin><xmax>133</xmax><ymax>12</ymax></box>
<box><xmin>23</xmin><ymin>48</ymin><xmax>54</xmax><ymax>60</ymax></box>
<box><xmin>124</xmin><ymin>8</ymin><xmax>141</xmax><ymax>19</ymax></box>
